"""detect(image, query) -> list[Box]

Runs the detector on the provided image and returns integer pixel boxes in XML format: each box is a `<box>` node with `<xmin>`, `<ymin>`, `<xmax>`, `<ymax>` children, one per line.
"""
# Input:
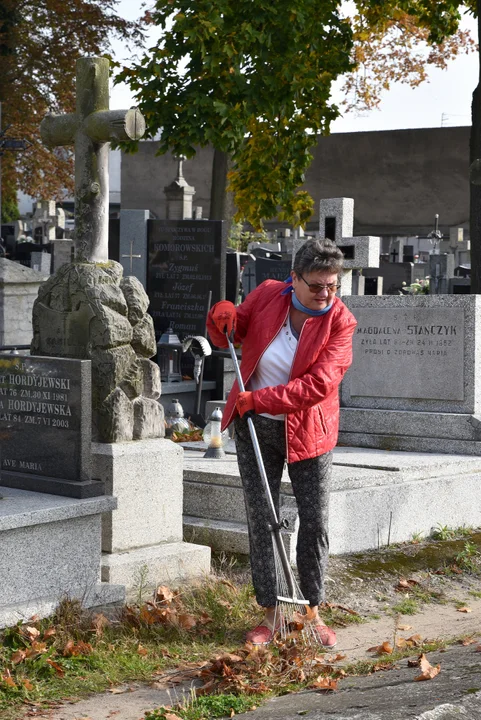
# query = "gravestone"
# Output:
<box><xmin>119</xmin><ymin>209</ymin><xmax>149</xmax><ymax>288</ymax></box>
<box><xmin>255</xmin><ymin>256</ymin><xmax>292</xmax><ymax>286</ymax></box>
<box><xmin>0</xmin><ymin>354</ymin><xmax>103</xmax><ymax>498</ymax></box>
<box><xmin>0</xmin><ymin>259</ymin><xmax>48</xmax><ymax>347</ymax></box>
<box><xmin>319</xmin><ymin>198</ymin><xmax>354</xmax><ymax>242</ymax></box>
<box><xmin>240</xmin><ymin>257</ymin><xmax>257</xmax><ymax>297</ymax></box>
<box><xmin>164</xmin><ymin>157</ymin><xmax>195</xmax><ymax>220</ymax></box>
<box><xmin>30</xmin><ymin>251</ymin><xmax>51</xmax><ymax>274</ymax></box>
<box><xmin>50</xmin><ymin>239</ymin><xmax>73</xmax><ymax>272</ymax></box>
<box><xmin>449</xmin><ymin>277</ymin><xmax>471</xmax><ymax>294</ymax></box>
<box><xmin>33</xmin><ymin>56</ymin><xmax>210</xmax><ymax>591</ymax></box>
<box><xmin>148</xmin><ymin>219</ymin><xmax>225</xmax><ymax>338</ymax></box>
<box><xmin>14</xmin><ymin>241</ymin><xmax>40</xmax><ymax>268</ymax></box>
<box><xmin>226</xmin><ymin>251</ymin><xmax>250</xmax><ymax>305</ymax></box>
<box><xmin>317</xmin><ymin>198</ymin><xmax>380</xmax><ymax>296</ymax></box>
<box><xmin>364</xmin><ymin>276</ymin><xmax>384</xmax><ymax>295</ymax></box>
<box><xmin>363</xmin><ymin>259</ymin><xmax>427</xmax><ymax>295</ymax></box>
<box><xmin>34</xmin><ymin>57</ymin><xmax>161</xmax><ymax>443</ymax></box>
<box><xmin>430</xmin><ymin>253</ymin><xmax>455</xmax><ymax>294</ymax></box>
<box><xmin>339</xmin><ymin>295</ymin><xmax>481</xmax><ymax>454</ymax></box>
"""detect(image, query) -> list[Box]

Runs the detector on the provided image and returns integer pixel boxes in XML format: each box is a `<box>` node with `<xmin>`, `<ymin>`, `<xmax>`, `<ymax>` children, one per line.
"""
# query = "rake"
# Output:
<box><xmin>226</xmin><ymin>331</ymin><xmax>318</xmax><ymax>643</ymax></box>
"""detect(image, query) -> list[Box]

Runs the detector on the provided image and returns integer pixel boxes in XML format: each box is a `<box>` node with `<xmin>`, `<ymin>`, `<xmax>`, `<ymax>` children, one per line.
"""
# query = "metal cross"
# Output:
<box><xmin>121</xmin><ymin>240</ymin><xmax>142</xmax><ymax>275</ymax></box>
<box><xmin>40</xmin><ymin>57</ymin><xmax>146</xmax><ymax>263</ymax></box>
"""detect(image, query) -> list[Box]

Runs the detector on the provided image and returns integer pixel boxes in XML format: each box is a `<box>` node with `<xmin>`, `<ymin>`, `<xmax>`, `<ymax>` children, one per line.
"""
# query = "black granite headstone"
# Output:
<box><xmin>226</xmin><ymin>251</ymin><xmax>251</xmax><ymax>305</ymax></box>
<box><xmin>108</xmin><ymin>218</ymin><xmax>120</xmax><ymax>262</ymax></box>
<box><xmin>147</xmin><ymin>219</ymin><xmax>225</xmax><ymax>338</ymax></box>
<box><xmin>0</xmin><ymin>354</ymin><xmax>102</xmax><ymax>498</ymax></box>
<box><xmin>255</xmin><ymin>257</ymin><xmax>292</xmax><ymax>286</ymax></box>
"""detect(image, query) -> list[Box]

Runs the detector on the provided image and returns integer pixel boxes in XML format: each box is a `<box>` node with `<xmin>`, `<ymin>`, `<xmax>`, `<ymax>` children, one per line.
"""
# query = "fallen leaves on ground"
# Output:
<box><xmin>414</xmin><ymin>654</ymin><xmax>441</xmax><ymax>681</ymax></box>
<box><xmin>367</xmin><ymin>641</ymin><xmax>393</xmax><ymax>656</ymax></box>
<box><xmin>63</xmin><ymin>640</ymin><xmax>93</xmax><ymax>657</ymax></box>
<box><xmin>323</xmin><ymin>603</ymin><xmax>360</xmax><ymax>617</ymax></box>
<box><xmin>120</xmin><ymin>585</ymin><xmax>209</xmax><ymax>633</ymax></box>
<box><xmin>395</xmin><ymin>634</ymin><xmax>423</xmax><ymax>650</ymax></box>
<box><xmin>457</xmin><ymin>606</ymin><xmax>472</xmax><ymax>613</ymax></box>
<box><xmin>310</xmin><ymin>676</ymin><xmax>338</xmax><ymax>691</ymax></box>
<box><xmin>459</xmin><ymin>636</ymin><xmax>478</xmax><ymax>646</ymax></box>
<box><xmin>157</xmin><ymin>640</ymin><xmax>343</xmax><ymax>697</ymax></box>
<box><xmin>395</xmin><ymin>578</ymin><xmax>420</xmax><ymax>592</ymax></box>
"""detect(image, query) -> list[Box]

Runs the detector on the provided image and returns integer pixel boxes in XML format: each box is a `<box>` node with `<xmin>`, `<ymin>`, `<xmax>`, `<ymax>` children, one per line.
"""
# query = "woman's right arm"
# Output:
<box><xmin>207</xmin><ymin>281</ymin><xmax>273</xmax><ymax>348</ymax></box>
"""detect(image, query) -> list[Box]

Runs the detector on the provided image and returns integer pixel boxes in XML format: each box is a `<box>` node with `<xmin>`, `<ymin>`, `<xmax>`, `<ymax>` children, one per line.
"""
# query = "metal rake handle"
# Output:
<box><xmin>225</xmin><ymin>331</ymin><xmax>297</xmax><ymax>597</ymax></box>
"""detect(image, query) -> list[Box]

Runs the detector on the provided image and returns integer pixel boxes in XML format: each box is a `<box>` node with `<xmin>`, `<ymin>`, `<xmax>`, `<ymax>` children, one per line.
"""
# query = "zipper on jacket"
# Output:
<box><xmin>225</xmin><ymin>305</ymin><xmax>291</xmax><ymax>428</ymax></box>
<box><xmin>285</xmin><ymin>316</ymin><xmax>309</xmax><ymax>464</ymax></box>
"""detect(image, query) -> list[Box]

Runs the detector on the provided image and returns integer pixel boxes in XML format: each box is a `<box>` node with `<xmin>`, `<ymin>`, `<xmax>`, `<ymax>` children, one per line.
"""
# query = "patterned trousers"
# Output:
<box><xmin>234</xmin><ymin>415</ymin><xmax>332</xmax><ymax>607</ymax></box>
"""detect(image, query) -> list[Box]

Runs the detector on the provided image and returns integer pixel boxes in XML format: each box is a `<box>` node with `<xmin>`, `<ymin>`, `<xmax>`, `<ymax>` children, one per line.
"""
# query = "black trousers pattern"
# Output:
<box><xmin>234</xmin><ymin>415</ymin><xmax>332</xmax><ymax>607</ymax></box>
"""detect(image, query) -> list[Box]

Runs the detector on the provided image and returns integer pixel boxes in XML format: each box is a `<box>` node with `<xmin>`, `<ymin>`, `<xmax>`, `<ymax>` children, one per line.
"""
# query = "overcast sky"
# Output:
<box><xmin>110</xmin><ymin>1</ymin><xmax>478</xmax><ymax>134</ymax></box>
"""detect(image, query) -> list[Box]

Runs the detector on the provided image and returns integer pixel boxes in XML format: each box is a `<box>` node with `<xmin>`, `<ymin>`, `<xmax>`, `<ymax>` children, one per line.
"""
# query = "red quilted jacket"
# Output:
<box><xmin>207</xmin><ymin>280</ymin><xmax>357</xmax><ymax>463</ymax></box>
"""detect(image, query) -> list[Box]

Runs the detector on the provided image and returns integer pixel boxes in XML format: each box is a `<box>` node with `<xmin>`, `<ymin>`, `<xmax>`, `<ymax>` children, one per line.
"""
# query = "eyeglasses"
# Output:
<box><xmin>298</xmin><ymin>274</ymin><xmax>341</xmax><ymax>294</ymax></box>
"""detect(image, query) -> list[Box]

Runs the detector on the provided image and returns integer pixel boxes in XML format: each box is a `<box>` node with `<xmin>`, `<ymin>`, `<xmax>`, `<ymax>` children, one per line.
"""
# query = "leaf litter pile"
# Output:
<box><xmin>2</xmin><ymin>529</ymin><xmax>481</xmax><ymax>719</ymax></box>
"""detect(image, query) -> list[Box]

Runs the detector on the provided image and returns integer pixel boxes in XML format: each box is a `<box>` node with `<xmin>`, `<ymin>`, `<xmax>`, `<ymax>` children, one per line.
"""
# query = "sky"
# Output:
<box><xmin>109</xmin><ymin>1</ymin><xmax>479</xmax><ymax>135</ymax></box>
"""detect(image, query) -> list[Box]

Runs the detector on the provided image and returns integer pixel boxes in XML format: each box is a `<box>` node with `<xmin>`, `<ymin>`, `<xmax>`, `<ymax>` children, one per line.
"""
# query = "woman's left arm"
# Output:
<box><xmin>252</xmin><ymin>314</ymin><xmax>357</xmax><ymax>416</ymax></box>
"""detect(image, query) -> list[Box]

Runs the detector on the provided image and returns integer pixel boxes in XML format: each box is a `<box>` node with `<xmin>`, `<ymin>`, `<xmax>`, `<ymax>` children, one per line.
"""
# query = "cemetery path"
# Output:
<box><xmin>34</xmin><ymin>599</ymin><xmax>481</xmax><ymax>720</ymax></box>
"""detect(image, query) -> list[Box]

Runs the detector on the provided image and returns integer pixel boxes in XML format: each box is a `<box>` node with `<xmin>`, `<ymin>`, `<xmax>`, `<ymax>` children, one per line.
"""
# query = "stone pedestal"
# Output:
<box><xmin>0</xmin><ymin>259</ymin><xmax>48</xmax><ymax>347</ymax></box>
<box><xmin>93</xmin><ymin>439</ymin><xmax>211</xmax><ymax>589</ymax></box>
<box><xmin>0</xmin><ymin>487</ymin><xmax>124</xmax><ymax>628</ymax></box>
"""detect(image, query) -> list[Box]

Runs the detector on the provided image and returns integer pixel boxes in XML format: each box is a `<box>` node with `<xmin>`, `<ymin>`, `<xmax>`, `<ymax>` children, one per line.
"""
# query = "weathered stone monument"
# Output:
<box><xmin>29</xmin><ymin>56</ymin><xmax>210</xmax><ymax>590</ymax></box>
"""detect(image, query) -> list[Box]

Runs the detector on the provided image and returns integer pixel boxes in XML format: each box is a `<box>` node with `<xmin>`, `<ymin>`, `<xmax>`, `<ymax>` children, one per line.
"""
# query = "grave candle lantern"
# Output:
<box><xmin>157</xmin><ymin>328</ymin><xmax>183</xmax><ymax>382</ymax></box>
<box><xmin>203</xmin><ymin>406</ymin><xmax>228</xmax><ymax>459</ymax></box>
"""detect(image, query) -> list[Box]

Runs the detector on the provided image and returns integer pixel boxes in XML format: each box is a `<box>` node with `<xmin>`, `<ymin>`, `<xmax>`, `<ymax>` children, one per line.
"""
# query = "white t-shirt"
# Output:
<box><xmin>247</xmin><ymin>317</ymin><xmax>298</xmax><ymax>420</ymax></box>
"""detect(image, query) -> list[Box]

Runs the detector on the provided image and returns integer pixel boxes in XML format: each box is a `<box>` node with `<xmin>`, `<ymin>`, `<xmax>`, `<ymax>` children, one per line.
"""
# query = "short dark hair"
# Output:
<box><xmin>293</xmin><ymin>238</ymin><xmax>344</xmax><ymax>276</ymax></box>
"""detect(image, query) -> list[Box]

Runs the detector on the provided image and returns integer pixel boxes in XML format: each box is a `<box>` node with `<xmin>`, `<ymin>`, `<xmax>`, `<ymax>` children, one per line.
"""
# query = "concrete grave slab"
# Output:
<box><xmin>0</xmin><ymin>486</ymin><xmax>123</xmax><ymax>628</ymax></box>
<box><xmin>183</xmin><ymin>447</ymin><xmax>481</xmax><ymax>557</ymax></box>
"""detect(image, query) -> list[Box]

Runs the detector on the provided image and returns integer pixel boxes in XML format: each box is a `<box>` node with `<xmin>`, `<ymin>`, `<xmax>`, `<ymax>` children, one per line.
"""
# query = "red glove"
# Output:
<box><xmin>236</xmin><ymin>391</ymin><xmax>255</xmax><ymax>418</ymax></box>
<box><xmin>211</xmin><ymin>301</ymin><xmax>236</xmax><ymax>335</ymax></box>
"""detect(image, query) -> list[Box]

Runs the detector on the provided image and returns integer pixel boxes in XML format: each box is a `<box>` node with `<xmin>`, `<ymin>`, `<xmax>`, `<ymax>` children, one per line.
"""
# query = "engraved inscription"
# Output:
<box><xmin>350</xmin><ymin>308</ymin><xmax>464</xmax><ymax>401</ymax></box>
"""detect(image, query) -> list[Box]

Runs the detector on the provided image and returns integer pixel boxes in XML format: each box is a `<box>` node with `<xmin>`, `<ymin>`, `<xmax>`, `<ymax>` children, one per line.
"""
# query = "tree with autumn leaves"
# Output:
<box><xmin>2</xmin><ymin>0</ymin><xmax>481</xmax><ymax>285</ymax></box>
<box><xmin>117</xmin><ymin>1</ymin><xmax>477</xmax><ymax>232</ymax></box>
<box><xmin>0</xmin><ymin>0</ymin><xmax>143</xmax><ymax>222</ymax></box>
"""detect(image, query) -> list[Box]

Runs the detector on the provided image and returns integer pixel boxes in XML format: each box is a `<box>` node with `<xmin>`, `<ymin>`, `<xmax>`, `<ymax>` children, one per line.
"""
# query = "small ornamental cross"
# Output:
<box><xmin>122</xmin><ymin>240</ymin><xmax>142</xmax><ymax>275</ymax></box>
<box><xmin>40</xmin><ymin>57</ymin><xmax>146</xmax><ymax>263</ymax></box>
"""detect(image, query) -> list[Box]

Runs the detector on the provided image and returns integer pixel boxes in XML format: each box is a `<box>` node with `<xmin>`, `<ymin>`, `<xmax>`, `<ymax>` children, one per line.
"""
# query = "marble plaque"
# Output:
<box><xmin>350</xmin><ymin>307</ymin><xmax>464</xmax><ymax>400</ymax></box>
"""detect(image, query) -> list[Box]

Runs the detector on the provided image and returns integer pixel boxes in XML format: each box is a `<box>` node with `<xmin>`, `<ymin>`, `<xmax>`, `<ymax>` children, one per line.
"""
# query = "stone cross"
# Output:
<box><xmin>40</xmin><ymin>57</ymin><xmax>146</xmax><ymax>263</ymax></box>
<box><xmin>317</xmin><ymin>198</ymin><xmax>381</xmax><ymax>296</ymax></box>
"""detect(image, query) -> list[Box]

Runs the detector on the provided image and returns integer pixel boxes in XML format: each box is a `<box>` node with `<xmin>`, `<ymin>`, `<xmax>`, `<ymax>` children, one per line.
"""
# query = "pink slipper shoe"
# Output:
<box><xmin>246</xmin><ymin>616</ymin><xmax>282</xmax><ymax>645</ymax></box>
<box><xmin>310</xmin><ymin>622</ymin><xmax>337</xmax><ymax>648</ymax></box>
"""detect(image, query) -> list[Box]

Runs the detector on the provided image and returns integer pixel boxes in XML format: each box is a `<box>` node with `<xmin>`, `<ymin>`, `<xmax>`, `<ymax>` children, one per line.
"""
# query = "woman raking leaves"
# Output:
<box><xmin>207</xmin><ymin>238</ymin><xmax>357</xmax><ymax>646</ymax></box>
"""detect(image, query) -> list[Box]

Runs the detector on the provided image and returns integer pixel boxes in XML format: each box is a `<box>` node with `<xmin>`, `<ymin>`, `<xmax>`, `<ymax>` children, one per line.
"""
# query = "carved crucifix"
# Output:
<box><xmin>40</xmin><ymin>57</ymin><xmax>146</xmax><ymax>263</ymax></box>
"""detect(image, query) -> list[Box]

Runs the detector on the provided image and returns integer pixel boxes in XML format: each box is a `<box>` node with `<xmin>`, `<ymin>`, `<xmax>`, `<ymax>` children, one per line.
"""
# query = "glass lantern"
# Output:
<box><xmin>164</xmin><ymin>398</ymin><xmax>190</xmax><ymax>436</ymax></box>
<box><xmin>203</xmin><ymin>406</ymin><xmax>228</xmax><ymax>459</ymax></box>
<box><xmin>157</xmin><ymin>328</ymin><xmax>183</xmax><ymax>382</ymax></box>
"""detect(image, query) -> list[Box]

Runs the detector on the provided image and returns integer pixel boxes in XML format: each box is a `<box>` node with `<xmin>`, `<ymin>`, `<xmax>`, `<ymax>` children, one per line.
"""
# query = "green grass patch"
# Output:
<box><xmin>391</xmin><ymin>598</ymin><xmax>419</xmax><ymax>615</ymax></box>
<box><xmin>145</xmin><ymin>692</ymin><xmax>266</xmax><ymax>720</ymax></box>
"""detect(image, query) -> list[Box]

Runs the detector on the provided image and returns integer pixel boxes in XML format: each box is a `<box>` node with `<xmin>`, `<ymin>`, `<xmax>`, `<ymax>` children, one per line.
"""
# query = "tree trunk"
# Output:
<box><xmin>209</xmin><ymin>148</ymin><xmax>235</xmax><ymax>238</ymax></box>
<box><xmin>469</xmin><ymin>0</ymin><xmax>481</xmax><ymax>293</ymax></box>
